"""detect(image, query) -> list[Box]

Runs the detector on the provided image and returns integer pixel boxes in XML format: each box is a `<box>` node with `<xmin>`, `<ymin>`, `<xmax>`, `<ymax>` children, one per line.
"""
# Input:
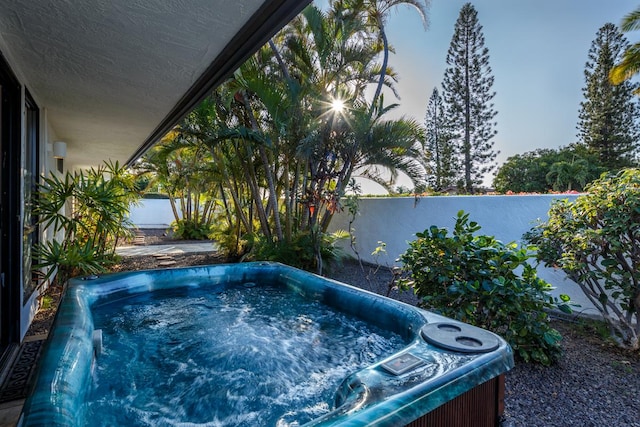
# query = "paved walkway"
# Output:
<box><xmin>116</xmin><ymin>242</ymin><xmax>217</xmax><ymax>257</ymax></box>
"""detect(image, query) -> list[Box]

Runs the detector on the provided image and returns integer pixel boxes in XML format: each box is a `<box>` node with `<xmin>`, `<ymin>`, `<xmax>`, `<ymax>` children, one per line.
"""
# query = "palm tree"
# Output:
<box><xmin>281</xmin><ymin>3</ymin><xmax>426</xmax><ymax>229</ymax></box>
<box><xmin>137</xmin><ymin>2</ymin><xmax>429</xmax><ymax>271</ymax></box>
<box><xmin>610</xmin><ymin>6</ymin><xmax>640</xmax><ymax>93</ymax></box>
<box><xmin>344</xmin><ymin>0</ymin><xmax>429</xmax><ymax>116</ymax></box>
<box><xmin>546</xmin><ymin>159</ymin><xmax>589</xmax><ymax>192</ymax></box>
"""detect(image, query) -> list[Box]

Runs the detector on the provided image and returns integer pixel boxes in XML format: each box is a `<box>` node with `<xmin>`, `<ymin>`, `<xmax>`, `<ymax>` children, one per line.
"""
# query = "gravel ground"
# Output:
<box><xmin>329</xmin><ymin>259</ymin><xmax>640</xmax><ymax>427</ymax></box>
<box><xmin>30</xmin><ymin>235</ymin><xmax>640</xmax><ymax>426</ymax></box>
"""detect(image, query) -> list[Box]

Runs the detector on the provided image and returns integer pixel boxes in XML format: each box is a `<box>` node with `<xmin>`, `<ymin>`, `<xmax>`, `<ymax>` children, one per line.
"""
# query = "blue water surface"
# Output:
<box><xmin>86</xmin><ymin>282</ymin><xmax>406</xmax><ymax>426</ymax></box>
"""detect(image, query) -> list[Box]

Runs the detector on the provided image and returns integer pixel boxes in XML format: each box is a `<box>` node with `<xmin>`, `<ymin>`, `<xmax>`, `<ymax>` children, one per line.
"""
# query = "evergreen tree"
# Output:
<box><xmin>578</xmin><ymin>23</ymin><xmax>640</xmax><ymax>169</ymax></box>
<box><xmin>441</xmin><ymin>3</ymin><xmax>498</xmax><ymax>193</ymax></box>
<box><xmin>424</xmin><ymin>87</ymin><xmax>457</xmax><ymax>190</ymax></box>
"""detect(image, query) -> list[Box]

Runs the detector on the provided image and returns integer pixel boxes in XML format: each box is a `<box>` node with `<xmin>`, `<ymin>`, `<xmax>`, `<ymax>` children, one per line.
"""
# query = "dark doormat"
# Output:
<box><xmin>0</xmin><ymin>339</ymin><xmax>44</xmax><ymax>403</ymax></box>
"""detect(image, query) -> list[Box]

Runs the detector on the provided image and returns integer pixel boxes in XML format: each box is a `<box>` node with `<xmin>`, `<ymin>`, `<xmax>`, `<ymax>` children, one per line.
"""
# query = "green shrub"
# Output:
<box><xmin>250</xmin><ymin>230</ymin><xmax>346</xmax><ymax>273</ymax></box>
<box><xmin>526</xmin><ymin>169</ymin><xmax>640</xmax><ymax>351</ymax></box>
<box><xmin>209</xmin><ymin>220</ymin><xmax>252</xmax><ymax>259</ymax></box>
<box><xmin>171</xmin><ymin>219</ymin><xmax>213</xmax><ymax>240</ymax></box>
<box><xmin>399</xmin><ymin>211</ymin><xmax>570</xmax><ymax>365</ymax></box>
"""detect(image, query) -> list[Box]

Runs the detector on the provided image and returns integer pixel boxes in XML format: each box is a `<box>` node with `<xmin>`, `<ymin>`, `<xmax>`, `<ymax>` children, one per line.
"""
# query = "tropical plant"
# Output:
<box><xmin>493</xmin><ymin>149</ymin><xmax>557</xmax><ymax>193</ymax></box>
<box><xmin>493</xmin><ymin>145</ymin><xmax>604</xmax><ymax>194</ymax></box>
<box><xmin>346</xmin><ymin>0</ymin><xmax>429</xmax><ymax>118</ymax></box>
<box><xmin>135</xmin><ymin>2</ymin><xmax>429</xmax><ymax>273</ymax></box>
<box><xmin>545</xmin><ymin>159</ymin><xmax>589</xmax><ymax>192</ymax></box>
<box><xmin>135</xmin><ymin>105</ymin><xmax>223</xmax><ymax>240</ymax></box>
<box><xmin>610</xmin><ymin>6</ymin><xmax>640</xmax><ymax>94</ymax></box>
<box><xmin>579</xmin><ymin>23</ymin><xmax>639</xmax><ymax>169</ymax></box>
<box><xmin>399</xmin><ymin>211</ymin><xmax>570</xmax><ymax>365</ymax></box>
<box><xmin>250</xmin><ymin>230</ymin><xmax>348</xmax><ymax>273</ymax></box>
<box><xmin>33</xmin><ymin>161</ymin><xmax>139</xmax><ymax>285</ymax></box>
<box><xmin>441</xmin><ymin>3</ymin><xmax>498</xmax><ymax>193</ymax></box>
<box><xmin>188</xmin><ymin>3</ymin><xmax>427</xmax><ymax>271</ymax></box>
<box><xmin>526</xmin><ymin>169</ymin><xmax>640</xmax><ymax>350</ymax></box>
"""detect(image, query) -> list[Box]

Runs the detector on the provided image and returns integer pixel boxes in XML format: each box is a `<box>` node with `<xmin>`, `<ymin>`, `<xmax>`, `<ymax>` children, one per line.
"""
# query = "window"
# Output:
<box><xmin>22</xmin><ymin>90</ymin><xmax>39</xmax><ymax>300</ymax></box>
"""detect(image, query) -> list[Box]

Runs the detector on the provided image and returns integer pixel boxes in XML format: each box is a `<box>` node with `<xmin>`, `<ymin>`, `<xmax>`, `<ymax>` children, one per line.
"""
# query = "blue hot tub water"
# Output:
<box><xmin>21</xmin><ymin>262</ymin><xmax>514</xmax><ymax>426</ymax></box>
<box><xmin>87</xmin><ymin>284</ymin><xmax>407</xmax><ymax>426</ymax></box>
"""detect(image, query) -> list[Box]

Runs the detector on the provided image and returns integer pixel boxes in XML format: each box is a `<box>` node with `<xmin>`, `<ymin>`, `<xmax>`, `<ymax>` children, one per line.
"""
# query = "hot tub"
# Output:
<box><xmin>21</xmin><ymin>262</ymin><xmax>513</xmax><ymax>426</ymax></box>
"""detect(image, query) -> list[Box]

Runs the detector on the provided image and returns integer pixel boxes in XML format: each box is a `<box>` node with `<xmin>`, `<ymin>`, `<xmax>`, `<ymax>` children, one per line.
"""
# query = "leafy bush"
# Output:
<box><xmin>525</xmin><ymin>169</ymin><xmax>640</xmax><ymax>350</ymax></box>
<box><xmin>399</xmin><ymin>211</ymin><xmax>570</xmax><ymax>365</ymax></box>
<box><xmin>171</xmin><ymin>219</ymin><xmax>213</xmax><ymax>240</ymax></box>
<box><xmin>250</xmin><ymin>230</ymin><xmax>347</xmax><ymax>273</ymax></box>
<box><xmin>209</xmin><ymin>221</ymin><xmax>251</xmax><ymax>260</ymax></box>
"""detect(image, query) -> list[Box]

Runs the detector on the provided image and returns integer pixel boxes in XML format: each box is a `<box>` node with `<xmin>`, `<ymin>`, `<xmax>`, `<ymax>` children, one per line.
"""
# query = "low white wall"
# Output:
<box><xmin>328</xmin><ymin>194</ymin><xmax>599</xmax><ymax>316</ymax></box>
<box><xmin>128</xmin><ymin>199</ymin><xmax>178</xmax><ymax>227</ymax></box>
<box><xmin>328</xmin><ymin>194</ymin><xmax>577</xmax><ymax>265</ymax></box>
<box><xmin>127</xmin><ymin>194</ymin><xmax>598</xmax><ymax>314</ymax></box>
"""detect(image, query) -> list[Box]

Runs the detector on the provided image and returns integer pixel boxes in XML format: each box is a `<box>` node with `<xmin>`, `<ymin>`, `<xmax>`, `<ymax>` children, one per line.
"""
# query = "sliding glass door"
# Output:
<box><xmin>0</xmin><ymin>52</ymin><xmax>22</xmax><ymax>354</ymax></box>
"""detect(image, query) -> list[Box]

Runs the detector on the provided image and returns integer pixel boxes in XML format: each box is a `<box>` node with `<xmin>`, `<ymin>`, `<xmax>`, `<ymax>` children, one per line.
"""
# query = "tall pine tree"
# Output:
<box><xmin>578</xmin><ymin>23</ymin><xmax>639</xmax><ymax>169</ymax></box>
<box><xmin>441</xmin><ymin>3</ymin><xmax>498</xmax><ymax>193</ymax></box>
<box><xmin>424</xmin><ymin>87</ymin><xmax>457</xmax><ymax>190</ymax></box>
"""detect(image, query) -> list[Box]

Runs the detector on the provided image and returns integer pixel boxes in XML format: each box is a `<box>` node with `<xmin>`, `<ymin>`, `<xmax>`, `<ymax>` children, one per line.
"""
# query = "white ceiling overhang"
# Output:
<box><xmin>0</xmin><ymin>0</ymin><xmax>309</xmax><ymax>170</ymax></box>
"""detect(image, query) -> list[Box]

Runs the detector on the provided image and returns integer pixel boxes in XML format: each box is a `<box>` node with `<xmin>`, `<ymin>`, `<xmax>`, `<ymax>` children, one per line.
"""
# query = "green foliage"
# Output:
<box><xmin>493</xmin><ymin>145</ymin><xmax>605</xmax><ymax>193</ymax></box>
<box><xmin>142</xmin><ymin>192</ymin><xmax>170</xmax><ymax>199</ymax></box>
<box><xmin>611</xmin><ymin>5</ymin><xmax>640</xmax><ymax>95</ymax></box>
<box><xmin>33</xmin><ymin>161</ymin><xmax>139</xmax><ymax>285</ymax></box>
<box><xmin>399</xmin><ymin>211</ymin><xmax>569</xmax><ymax>365</ymax></box>
<box><xmin>545</xmin><ymin>159</ymin><xmax>590</xmax><ymax>192</ymax></box>
<box><xmin>424</xmin><ymin>87</ymin><xmax>458</xmax><ymax>191</ymax></box>
<box><xmin>579</xmin><ymin>23</ymin><xmax>640</xmax><ymax>169</ymax></box>
<box><xmin>132</xmin><ymin>1</ymin><xmax>429</xmax><ymax>274</ymax></box>
<box><xmin>249</xmin><ymin>230</ymin><xmax>346</xmax><ymax>273</ymax></box>
<box><xmin>526</xmin><ymin>169</ymin><xmax>640</xmax><ymax>350</ymax></box>
<box><xmin>209</xmin><ymin>221</ymin><xmax>251</xmax><ymax>260</ymax></box>
<box><xmin>40</xmin><ymin>295</ymin><xmax>53</xmax><ymax>310</ymax></box>
<box><xmin>135</xmin><ymin>124</ymin><xmax>221</xmax><ymax>240</ymax></box>
<box><xmin>34</xmin><ymin>239</ymin><xmax>108</xmax><ymax>281</ymax></box>
<box><xmin>171</xmin><ymin>219</ymin><xmax>213</xmax><ymax>240</ymax></box>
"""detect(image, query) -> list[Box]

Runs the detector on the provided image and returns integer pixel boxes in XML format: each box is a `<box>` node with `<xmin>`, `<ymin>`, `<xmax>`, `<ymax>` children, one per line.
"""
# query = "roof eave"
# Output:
<box><xmin>125</xmin><ymin>0</ymin><xmax>310</xmax><ymax>167</ymax></box>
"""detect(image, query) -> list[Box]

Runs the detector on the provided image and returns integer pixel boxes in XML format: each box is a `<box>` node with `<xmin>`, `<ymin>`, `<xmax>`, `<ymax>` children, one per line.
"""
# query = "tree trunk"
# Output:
<box><xmin>235</xmin><ymin>141</ymin><xmax>271</xmax><ymax>240</ymax></box>
<box><xmin>241</xmin><ymin>92</ymin><xmax>284</xmax><ymax>241</ymax></box>
<box><xmin>370</xmin><ymin>27</ymin><xmax>389</xmax><ymax>119</ymax></box>
<box><xmin>464</xmin><ymin>40</ymin><xmax>473</xmax><ymax>194</ymax></box>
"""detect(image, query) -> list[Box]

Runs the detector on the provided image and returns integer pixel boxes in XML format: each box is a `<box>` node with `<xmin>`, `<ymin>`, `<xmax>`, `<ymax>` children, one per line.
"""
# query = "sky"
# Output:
<box><xmin>321</xmin><ymin>0</ymin><xmax>637</xmax><ymax>192</ymax></box>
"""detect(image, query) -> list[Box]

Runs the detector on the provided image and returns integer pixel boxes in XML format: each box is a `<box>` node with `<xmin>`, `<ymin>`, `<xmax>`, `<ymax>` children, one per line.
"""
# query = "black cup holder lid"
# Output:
<box><xmin>420</xmin><ymin>322</ymin><xmax>500</xmax><ymax>354</ymax></box>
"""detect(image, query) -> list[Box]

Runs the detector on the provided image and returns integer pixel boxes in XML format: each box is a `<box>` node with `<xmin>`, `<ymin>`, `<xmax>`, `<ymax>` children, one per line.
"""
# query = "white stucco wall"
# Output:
<box><xmin>328</xmin><ymin>194</ymin><xmax>599</xmax><ymax>316</ymax></box>
<box><xmin>126</xmin><ymin>194</ymin><xmax>599</xmax><ymax>316</ymax></box>
<box><xmin>328</xmin><ymin>195</ymin><xmax>578</xmax><ymax>264</ymax></box>
<box><xmin>128</xmin><ymin>199</ymin><xmax>178</xmax><ymax>227</ymax></box>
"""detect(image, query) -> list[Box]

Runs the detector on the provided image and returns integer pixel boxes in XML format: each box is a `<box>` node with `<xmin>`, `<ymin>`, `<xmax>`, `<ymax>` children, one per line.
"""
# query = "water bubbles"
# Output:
<box><xmin>87</xmin><ymin>284</ymin><xmax>405</xmax><ymax>426</ymax></box>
